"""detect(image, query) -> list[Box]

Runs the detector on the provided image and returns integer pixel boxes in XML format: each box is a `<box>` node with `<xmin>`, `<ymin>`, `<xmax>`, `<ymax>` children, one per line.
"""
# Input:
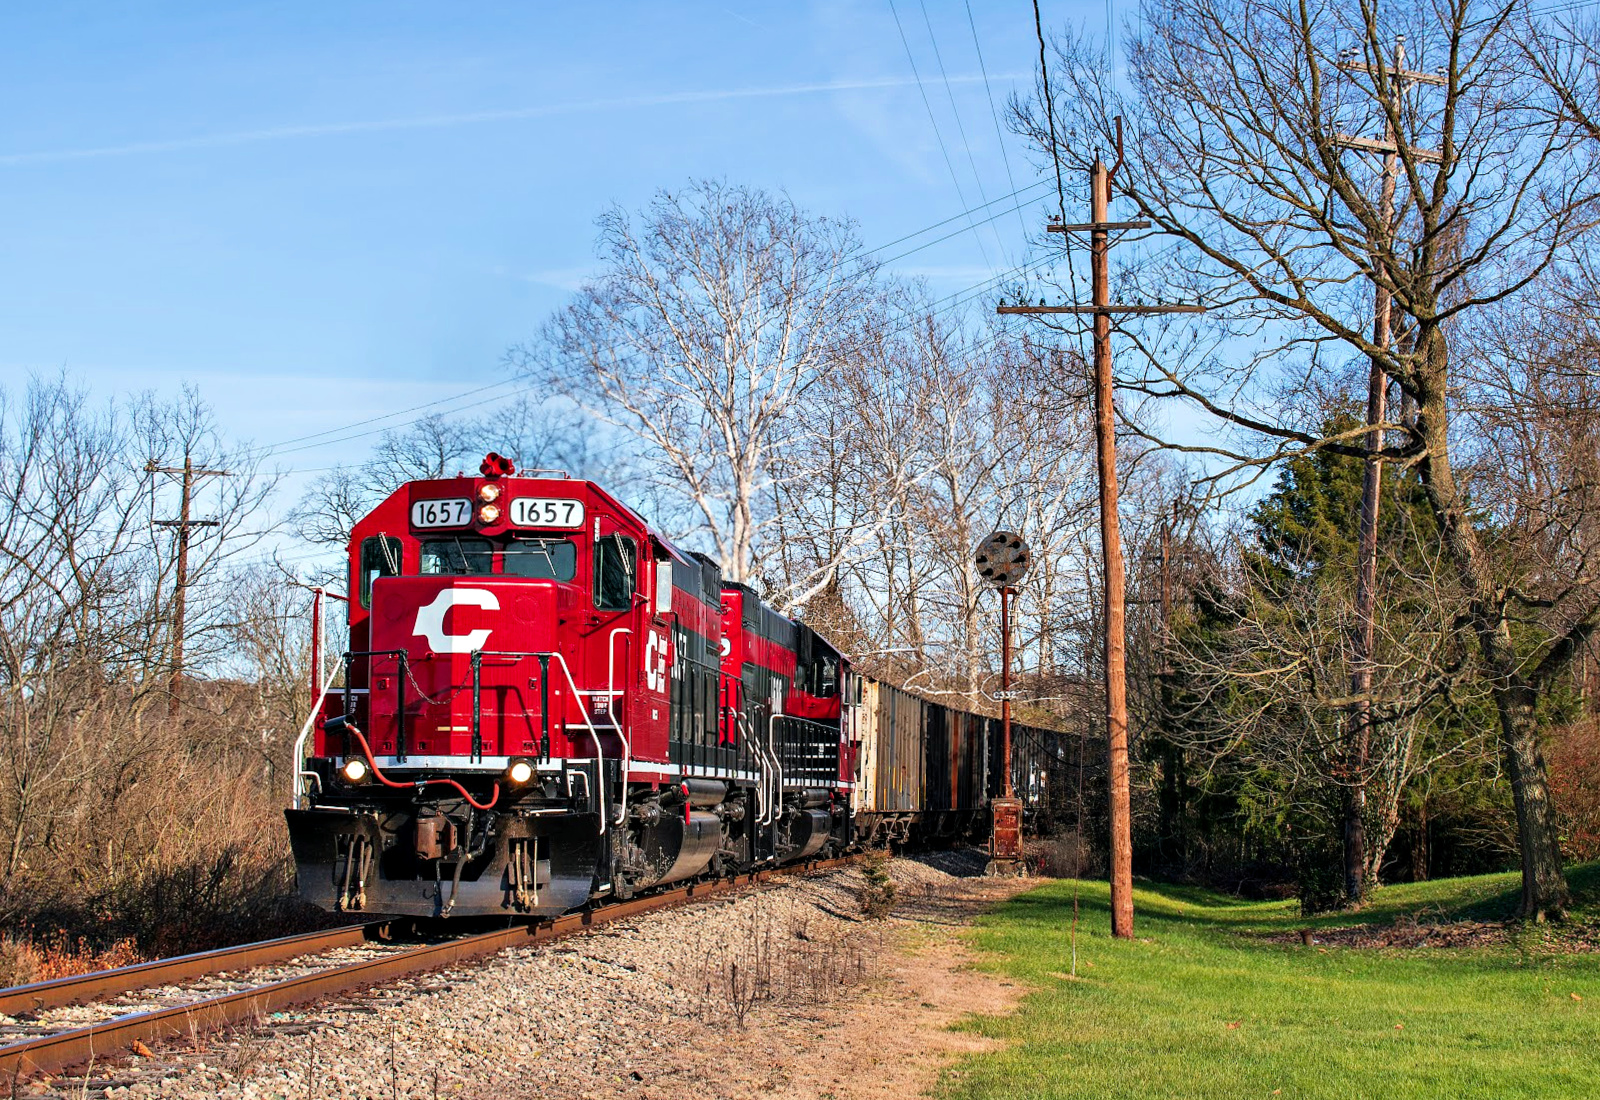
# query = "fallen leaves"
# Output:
<box><xmin>1225</xmin><ymin>1021</ymin><xmax>1242</xmax><ymax>1030</ymax></box>
<box><xmin>130</xmin><ymin>1038</ymin><xmax>154</xmax><ymax>1057</ymax></box>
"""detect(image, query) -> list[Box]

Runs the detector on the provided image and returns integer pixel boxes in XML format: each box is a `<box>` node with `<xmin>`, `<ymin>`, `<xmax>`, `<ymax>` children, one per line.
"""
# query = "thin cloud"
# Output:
<box><xmin>0</xmin><ymin>72</ymin><xmax>1026</xmax><ymax>167</ymax></box>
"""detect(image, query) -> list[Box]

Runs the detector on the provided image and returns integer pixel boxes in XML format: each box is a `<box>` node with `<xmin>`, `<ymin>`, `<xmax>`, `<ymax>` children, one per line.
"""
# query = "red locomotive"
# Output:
<box><xmin>286</xmin><ymin>454</ymin><xmax>853</xmax><ymax>917</ymax></box>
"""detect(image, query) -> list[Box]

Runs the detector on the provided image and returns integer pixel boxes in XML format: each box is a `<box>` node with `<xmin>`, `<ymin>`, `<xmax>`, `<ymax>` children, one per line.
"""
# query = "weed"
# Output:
<box><xmin>859</xmin><ymin>857</ymin><xmax>898</xmax><ymax>920</ymax></box>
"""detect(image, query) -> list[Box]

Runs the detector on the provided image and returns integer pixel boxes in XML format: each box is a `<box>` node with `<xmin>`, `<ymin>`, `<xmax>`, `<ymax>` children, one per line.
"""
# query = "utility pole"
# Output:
<box><xmin>1334</xmin><ymin>35</ymin><xmax>1443</xmax><ymax>903</ymax></box>
<box><xmin>148</xmin><ymin>456</ymin><xmax>228</xmax><ymax>718</ymax></box>
<box><xmin>999</xmin><ymin>120</ymin><xmax>1203</xmax><ymax>938</ymax></box>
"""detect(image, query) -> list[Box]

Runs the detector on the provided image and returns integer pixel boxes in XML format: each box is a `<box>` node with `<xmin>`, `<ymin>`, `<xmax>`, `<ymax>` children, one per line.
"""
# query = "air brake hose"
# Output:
<box><xmin>331</xmin><ymin>718</ymin><xmax>501</xmax><ymax>811</ymax></box>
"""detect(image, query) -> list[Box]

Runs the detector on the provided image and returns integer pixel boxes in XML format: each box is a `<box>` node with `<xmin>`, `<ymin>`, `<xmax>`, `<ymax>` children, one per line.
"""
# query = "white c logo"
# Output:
<box><xmin>413</xmin><ymin>588</ymin><xmax>499</xmax><ymax>654</ymax></box>
<box><xmin>644</xmin><ymin>632</ymin><xmax>666</xmax><ymax>693</ymax></box>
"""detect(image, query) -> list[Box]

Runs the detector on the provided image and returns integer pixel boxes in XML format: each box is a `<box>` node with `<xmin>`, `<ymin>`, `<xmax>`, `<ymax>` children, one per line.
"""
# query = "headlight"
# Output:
<box><xmin>507</xmin><ymin>759</ymin><xmax>535</xmax><ymax>785</ymax></box>
<box><xmin>478</xmin><ymin>503</ymin><xmax>501</xmax><ymax>524</ymax></box>
<box><xmin>341</xmin><ymin>758</ymin><xmax>369</xmax><ymax>783</ymax></box>
<box><xmin>478</xmin><ymin>483</ymin><xmax>502</xmax><ymax>503</ymax></box>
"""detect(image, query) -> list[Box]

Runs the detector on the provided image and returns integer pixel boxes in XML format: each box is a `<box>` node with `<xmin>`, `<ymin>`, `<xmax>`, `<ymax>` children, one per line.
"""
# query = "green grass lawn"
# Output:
<box><xmin>940</xmin><ymin>864</ymin><xmax>1600</xmax><ymax>1099</ymax></box>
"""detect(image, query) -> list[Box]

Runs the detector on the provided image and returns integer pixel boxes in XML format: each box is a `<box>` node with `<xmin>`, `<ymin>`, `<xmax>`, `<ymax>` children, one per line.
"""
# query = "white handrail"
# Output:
<box><xmin>291</xmin><ymin>670</ymin><xmax>341</xmax><ymax>809</ymax></box>
<box><xmin>739</xmin><ymin>711</ymin><xmax>762</xmax><ymax>824</ymax></box>
<box><xmin>767</xmin><ymin>712</ymin><xmax>784</xmax><ymax>823</ymax></box>
<box><xmin>740</xmin><ymin>710</ymin><xmax>777</xmax><ymax>827</ymax></box>
<box><xmin>548</xmin><ymin>652</ymin><xmax>622</xmax><ymax>832</ymax></box>
<box><xmin>606</xmin><ymin>627</ymin><xmax>633</xmax><ymax>705</ymax></box>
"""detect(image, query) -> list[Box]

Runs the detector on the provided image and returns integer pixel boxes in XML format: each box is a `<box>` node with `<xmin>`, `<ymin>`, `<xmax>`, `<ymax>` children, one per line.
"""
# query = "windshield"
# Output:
<box><xmin>358</xmin><ymin>535</ymin><xmax>403</xmax><ymax>608</ymax></box>
<box><xmin>420</xmin><ymin>537</ymin><xmax>494</xmax><ymax>575</ymax></box>
<box><xmin>502</xmin><ymin>537</ymin><xmax>578</xmax><ymax>581</ymax></box>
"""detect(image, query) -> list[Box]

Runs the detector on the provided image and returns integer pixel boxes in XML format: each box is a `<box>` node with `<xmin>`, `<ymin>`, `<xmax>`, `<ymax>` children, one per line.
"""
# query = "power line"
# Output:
<box><xmin>862</xmin><ymin>177</ymin><xmax>1051</xmax><ymax>260</ymax></box>
<box><xmin>1032</xmin><ymin>0</ymin><xmax>1092</xmax><ymax>358</ymax></box>
<box><xmin>263</xmin><ymin>245</ymin><xmax>1035</xmax><ymax>469</ymax></box>
<box><xmin>888</xmin><ymin>0</ymin><xmax>997</xmax><ymax>271</ymax></box>
<box><xmin>918</xmin><ymin>0</ymin><xmax>1009</xmax><ymax>264</ymax></box>
<box><xmin>1529</xmin><ymin>0</ymin><xmax>1595</xmax><ymax>16</ymax></box>
<box><xmin>267</xmin><ymin>384</ymin><xmax>538</xmax><ymax>459</ymax></box>
<box><xmin>267</xmin><ymin>251</ymin><xmax>1052</xmax><ymax>483</ymax></box>
<box><xmin>251</xmin><ymin>182</ymin><xmax>1052</xmax><ymax>468</ymax></box>
<box><xmin>1033</xmin><ymin>2</ymin><xmax>1068</xmax><ymax>229</ymax></box>
<box><xmin>873</xmin><ymin>185</ymin><xmax>1050</xmax><ymax>267</ymax></box>
<box><xmin>258</xmin><ymin>196</ymin><xmax>1054</xmax><ymax>470</ymax></box>
<box><xmin>966</xmin><ymin>0</ymin><xmax>1032</xmax><ymax>243</ymax></box>
<box><xmin>258</xmin><ymin>377</ymin><xmax>521</xmax><ymax>454</ymax></box>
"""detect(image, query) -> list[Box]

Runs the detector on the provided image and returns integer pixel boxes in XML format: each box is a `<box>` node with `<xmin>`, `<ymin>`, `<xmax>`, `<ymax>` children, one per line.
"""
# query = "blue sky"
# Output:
<box><xmin>0</xmin><ymin>1</ymin><xmax>1109</xmax><ymax>522</ymax></box>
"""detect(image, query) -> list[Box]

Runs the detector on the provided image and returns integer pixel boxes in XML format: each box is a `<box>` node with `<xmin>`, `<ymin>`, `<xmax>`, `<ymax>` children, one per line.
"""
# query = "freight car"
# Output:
<box><xmin>850</xmin><ymin>678</ymin><xmax>1065</xmax><ymax>847</ymax></box>
<box><xmin>285</xmin><ymin>456</ymin><xmax>1068</xmax><ymax>919</ymax></box>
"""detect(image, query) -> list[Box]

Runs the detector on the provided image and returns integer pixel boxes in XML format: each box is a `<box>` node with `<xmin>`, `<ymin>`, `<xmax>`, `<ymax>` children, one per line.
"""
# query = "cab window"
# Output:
<box><xmin>503</xmin><ymin>537</ymin><xmax>578</xmax><ymax>581</ymax></box>
<box><xmin>358</xmin><ymin>535</ymin><xmax>403</xmax><ymax>609</ymax></box>
<box><xmin>594</xmin><ymin>533</ymin><xmax>637</xmax><ymax>611</ymax></box>
<box><xmin>420</xmin><ymin>537</ymin><xmax>494</xmax><ymax>575</ymax></box>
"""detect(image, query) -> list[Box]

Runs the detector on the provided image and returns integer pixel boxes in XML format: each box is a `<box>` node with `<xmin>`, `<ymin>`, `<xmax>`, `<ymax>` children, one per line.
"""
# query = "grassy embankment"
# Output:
<box><xmin>941</xmin><ymin>864</ymin><xmax>1600</xmax><ymax>1099</ymax></box>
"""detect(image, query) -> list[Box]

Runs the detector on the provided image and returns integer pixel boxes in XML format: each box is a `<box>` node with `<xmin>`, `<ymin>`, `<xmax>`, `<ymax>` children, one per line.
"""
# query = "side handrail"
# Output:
<box><xmin>555</xmin><ymin>649</ymin><xmax>629</xmax><ymax>828</ymax></box>
<box><xmin>606</xmin><ymin>627</ymin><xmax>633</xmax><ymax>716</ymax></box>
<box><xmin>736</xmin><ymin>710</ymin><xmax>762</xmax><ymax>824</ymax></box>
<box><xmin>291</xmin><ymin>670</ymin><xmax>341</xmax><ymax>809</ymax></box>
<box><xmin>771</xmin><ymin>714</ymin><xmax>844</xmax><ymax>784</ymax></box>
<box><xmin>766</xmin><ymin>708</ymin><xmax>783</xmax><ymax>821</ymax></box>
<box><xmin>739</xmin><ymin>709</ymin><xmax>778</xmax><ymax>827</ymax></box>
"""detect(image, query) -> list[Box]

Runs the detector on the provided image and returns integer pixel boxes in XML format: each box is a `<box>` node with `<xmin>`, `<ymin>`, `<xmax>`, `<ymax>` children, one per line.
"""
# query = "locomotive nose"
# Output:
<box><xmin>366</xmin><ymin>576</ymin><xmax>560</xmax><ymax>759</ymax></box>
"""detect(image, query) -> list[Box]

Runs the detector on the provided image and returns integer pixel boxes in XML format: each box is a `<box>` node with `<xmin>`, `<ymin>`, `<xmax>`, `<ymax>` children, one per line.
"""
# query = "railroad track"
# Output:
<box><xmin>0</xmin><ymin>855</ymin><xmax>855</xmax><ymax>1083</ymax></box>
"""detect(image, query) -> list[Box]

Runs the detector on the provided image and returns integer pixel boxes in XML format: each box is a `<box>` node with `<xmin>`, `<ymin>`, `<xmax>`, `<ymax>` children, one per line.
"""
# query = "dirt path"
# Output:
<box><xmin>627</xmin><ymin>855</ymin><xmax>1036</xmax><ymax>1100</ymax></box>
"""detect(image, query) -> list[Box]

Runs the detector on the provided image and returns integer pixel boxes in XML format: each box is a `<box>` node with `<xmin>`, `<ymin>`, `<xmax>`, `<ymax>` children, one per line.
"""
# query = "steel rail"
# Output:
<box><xmin>0</xmin><ymin>855</ymin><xmax>855</xmax><ymax>1082</ymax></box>
<box><xmin>0</xmin><ymin>922</ymin><xmax>384</xmax><ymax>1017</ymax></box>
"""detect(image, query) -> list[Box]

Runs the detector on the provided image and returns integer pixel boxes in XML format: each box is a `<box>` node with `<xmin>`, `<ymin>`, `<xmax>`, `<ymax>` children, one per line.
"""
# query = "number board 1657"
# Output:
<box><xmin>510</xmin><ymin>498</ymin><xmax>585</xmax><ymax>528</ymax></box>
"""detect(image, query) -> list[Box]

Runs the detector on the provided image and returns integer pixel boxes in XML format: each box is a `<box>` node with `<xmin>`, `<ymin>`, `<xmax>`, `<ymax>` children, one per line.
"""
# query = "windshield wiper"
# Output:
<box><xmin>513</xmin><ymin>538</ymin><xmax>561</xmax><ymax>577</ymax></box>
<box><xmin>612</xmin><ymin>532</ymin><xmax>634</xmax><ymax>593</ymax></box>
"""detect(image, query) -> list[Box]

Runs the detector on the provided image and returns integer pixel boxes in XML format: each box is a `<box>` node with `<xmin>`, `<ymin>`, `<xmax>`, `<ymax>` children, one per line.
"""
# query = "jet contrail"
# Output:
<box><xmin>0</xmin><ymin>72</ymin><xmax>1026</xmax><ymax>167</ymax></box>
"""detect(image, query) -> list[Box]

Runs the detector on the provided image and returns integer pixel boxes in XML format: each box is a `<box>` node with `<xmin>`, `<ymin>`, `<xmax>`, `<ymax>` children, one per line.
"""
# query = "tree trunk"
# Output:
<box><xmin>1492</xmin><ymin>679</ymin><xmax>1568</xmax><ymax>919</ymax></box>
<box><xmin>1342</xmin><ymin>782</ymin><xmax>1367</xmax><ymax>905</ymax></box>
<box><xmin>1411</xmin><ymin>797</ymin><xmax>1429</xmax><ymax>883</ymax></box>
<box><xmin>1412</xmin><ymin>327</ymin><xmax>1569</xmax><ymax>918</ymax></box>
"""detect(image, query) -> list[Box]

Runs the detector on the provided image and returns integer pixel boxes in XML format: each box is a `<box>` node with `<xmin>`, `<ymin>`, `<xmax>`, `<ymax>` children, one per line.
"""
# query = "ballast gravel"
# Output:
<box><xmin>25</xmin><ymin>852</ymin><xmax>1001</xmax><ymax>1100</ymax></box>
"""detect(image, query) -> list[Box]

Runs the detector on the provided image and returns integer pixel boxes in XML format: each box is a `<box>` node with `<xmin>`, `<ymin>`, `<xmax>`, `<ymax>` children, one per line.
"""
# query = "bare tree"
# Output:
<box><xmin>512</xmin><ymin>179</ymin><xmax>882</xmax><ymax>584</ymax></box>
<box><xmin>0</xmin><ymin>376</ymin><xmax>282</xmax><ymax>937</ymax></box>
<box><xmin>1023</xmin><ymin>0</ymin><xmax>1600</xmax><ymax>916</ymax></box>
<box><xmin>803</xmin><ymin>310</ymin><xmax>1101</xmax><ymax>708</ymax></box>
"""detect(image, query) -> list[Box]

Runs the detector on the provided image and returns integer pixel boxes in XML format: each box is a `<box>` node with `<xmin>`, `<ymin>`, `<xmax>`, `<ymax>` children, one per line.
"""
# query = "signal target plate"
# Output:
<box><xmin>975</xmin><ymin>530</ymin><xmax>1031</xmax><ymax>587</ymax></box>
